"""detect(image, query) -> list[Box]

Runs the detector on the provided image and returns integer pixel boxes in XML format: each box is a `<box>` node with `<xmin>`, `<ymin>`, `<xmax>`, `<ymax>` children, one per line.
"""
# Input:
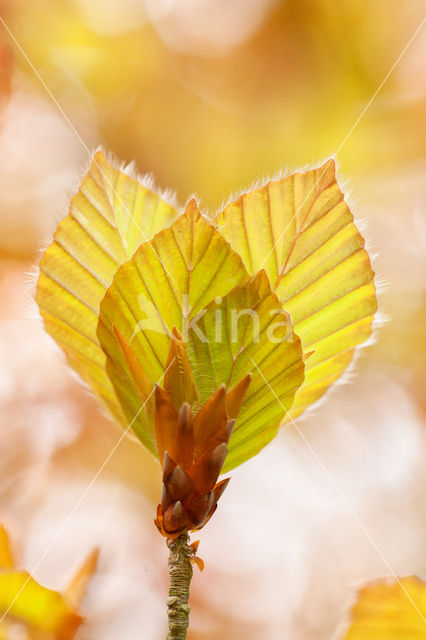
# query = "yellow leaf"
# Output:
<box><xmin>0</xmin><ymin>528</ymin><xmax>98</xmax><ymax>639</ymax></box>
<box><xmin>163</xmin><ymin>327</ymin><xmax>200</xmax><ymax>411</ymax></box>
<box><xmin>215</xmin><ymin>159</ymin><xmax>377</xmax><ymax>419</ymax></box>
<box><xmin>63</xmin><ymin>548</ymin><xmax>99</xmax><ymax>610</ymax></box>
<box><xmin>97</xmin><ymin>199</ymin><xmax>250</xmax><ymax>453</ymax></box>
<box><xmin>344</xmin><ymin>576</ymin><xmax>426</xmax><ymax>639</ymax></box>
<box><xmin>0</xmin><ymin>572</ymin><xmax>82</xmax><ymax>639</ymax></box>
<box><xmin>226</xmin><ymin>373</ymin><xmax>252</xmax><ymax>420</ymax></box>
<box><xmin>113</xmin><ymin>326</ymin><xmax>155</xmax><ymax>415</ymax></box>
<box><xmin>36</xmin><ymin>150</ymin><xmax>178</xmax><ymax>423</ymax></box>
<box><xmin>186</xmin><ymin>271</ymin><xmax>305</xmax><ymax>471</ymax></box>
<box><xmin>0</xmin><ymin>528</ymin><xmax>13</xmax><ymax>569</ymax></box>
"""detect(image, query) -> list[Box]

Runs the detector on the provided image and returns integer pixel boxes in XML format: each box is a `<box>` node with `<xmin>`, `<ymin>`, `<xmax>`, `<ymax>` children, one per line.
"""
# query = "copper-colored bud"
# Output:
<box><xmin>153</xmin><ymin>335</ymin><xmax>251</xmax><ymax>539</ymax></box>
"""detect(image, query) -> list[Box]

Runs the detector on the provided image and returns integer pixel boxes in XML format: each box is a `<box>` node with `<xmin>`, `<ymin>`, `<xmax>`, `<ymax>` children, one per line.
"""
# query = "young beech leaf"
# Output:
<box><xmin>343</xmin><ymin>576</ymin><xmax>426</xmax><ymax>639</ymax></box>
<box><xmin>215</xmin><ymin>159</ymin><xmax>377</xmax><ymax>420</ymax></box>
<box><xmin>37</xmin><ymin>152</ymin><xmax>376</xmax><ymax>476</ymax></box>
<box><xmin>0</xmin><ymin>527</ymin><xmax>13</xmax><ymax>569</ymax></box>
<box><xmin>36</xmin><ymin>151</ymin><xmax>178</xmax><ymax>423</ymax></box>
<box><xmin>63</xmin><ymin>548</ymin><xmax>100</xmax><ymax>610</ymax></box>
<box><xmin>96</xmin><ymin>199</ymin><xmax>250</xmax><ymax>452</ymax></box>
<box><xmin>98</xmin><ymin>239</ymin><xmax>304</xmax><ymax>469</ymax></box>
<box><xmin>186</xmin><ymin>271</ymin><xmax>305</xmax><ymax>471</ymax></box>
<box><xmin>0</xmin><ymin>527</ymin><xmax>97</xmax><ymax>639</ymax></box>
<box><xmin>163</xmin><ymin>327</ymin><xmax>200</xmax><ymax>411</ymax></box>
<box><xmin>0</xmin><ymin>572</ymin><xmax>83</xmax><ymax>639</ymax></box>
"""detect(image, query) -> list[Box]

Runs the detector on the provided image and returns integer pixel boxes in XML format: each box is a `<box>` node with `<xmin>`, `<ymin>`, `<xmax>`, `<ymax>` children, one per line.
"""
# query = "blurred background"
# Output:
<box><xmin>0</xmin><ymin>0</ymin><xmax>425</xmax><ymax>638</ymax></box>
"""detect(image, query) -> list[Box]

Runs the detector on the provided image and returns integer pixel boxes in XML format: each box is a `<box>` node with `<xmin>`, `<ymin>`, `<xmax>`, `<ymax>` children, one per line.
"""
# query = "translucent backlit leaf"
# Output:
<box><xmin>63</xmin><ymin>548</ymin><xmax>99</xmax><ymax>610</ymax></box>
<box><xmin>97</xmin><ymin>200</ymin><xmax>250</xmax><ymax>453</ymax></box>
<box><xmin>37</xmin><ymin>151</ymin><xmax>377</xmax><ymax>475</ymax></box>
<box><xmin>36</xmin><ymin>150</ymin><xmax>178</xmax><ymax>422</ymax></box>
<box><xmin>0</xmin><ymin>528</ymin><xmax>13</xmax><ymax>569</ymax></box>
<box><xmin>186</xmin><ymin>271</ymin><xmax>305</xmax><ymax>471</ymax></box>
<box><xmin>344</xmin><ymin>577</ymin><xmax>426</xmax><ymax>639</ymax></box>
<box><xmin>100</xmin><ymin>260</ymin><xmax>304</xmax><ymax>469</ymax></box>
<box><xmin>215</xmin><ymin>159</ymin><xmax>377</xmax><ymax>419</ymax></box>
<box><xmin>0</xmin><ymin>528</ymin><xmax>97</xmax><ymax>639</ymax></box>
<box><xmin>226</xmin><ymin>373</ymin><xmax>252</xmax><ymax>421</ymax></box>
<box><xmin>163</xmin><ymin>327</ymin><xmax>200</xmax><ymax>411</ymax></box>
<box><xmin>0</xmin><ymin>572</ymin><xmax>82</xmax><ymax>639</ymax></box>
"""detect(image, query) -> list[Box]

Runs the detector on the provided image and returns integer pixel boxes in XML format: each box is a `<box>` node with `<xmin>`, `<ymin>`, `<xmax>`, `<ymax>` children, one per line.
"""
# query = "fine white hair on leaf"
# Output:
<box><xmin>184</xmin><ymin>192</ymin><xmax>210</xmax><ymax>219</ymax></box>
<box><xmin>374</xmin><ymin>274</ymin><xmax>390</xmax><ymax>294</ymax></box>
<box><xmin>291</xmin><ymin>305</ymin><xmax>388</xmax><ymax>427</ymax></box>
<box><xmin>31</xmin><ymin>146</ymin><xmax>185</xmax><ymax>307</ymax></box>
<box><xmin>210</xmin><ymin>155</ymin><xmax>384</xmax><ymax>424</ymax></box>
<box><xmin>49</xmin><ymin>144</ymin><xmax>181</xmax><ymax>217</ymax></box>
<box><xmin>28</xmin><ymin>261</ymin><xmax>44</xmax><ymax>309</ymax></box>
<box><xmin>20</xmin><ymin>267</ymin><xmax>45</xmax><ymax>327</ymax></box>
<box><xmin>213</xmin><ymin>155</ymin><xmax>339</xmax><ymax>221</ymax></box>
<box><xmin>25</xmin><ymin>265</ymin><xmax>40</xmax><ymax>293</ymax></box>
<box><xmin>99</xmin><ymin>145</ymin><xmax>181</xmax><ymax>212</ymax></box>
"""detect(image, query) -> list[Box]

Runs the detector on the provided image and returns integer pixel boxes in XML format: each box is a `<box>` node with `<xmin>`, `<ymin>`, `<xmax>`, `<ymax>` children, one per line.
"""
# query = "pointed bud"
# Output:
<box><xmin>161</xmin><ymin>483</ymin><xmax>174</xmax><ymax>510</ymax></box>
<box><xmin>208</xmin><ymin>443</ymin><xmax>228</xmax><ymax>480</ymax></box>
<box><xmin>179</xmin><ymin>402</ymin><xmax>192</xmax><ymax>425</ymax></box>
<box><xmin>154</xmin><ymin>382</ymin><xmax>238</xmax><ymax>538</ymax></box>
<box><xmin>155</xmin><ymin>386</ymin><xmax>179</xmax><ymax>464</ymax></box>
<box><xmin>191</xmin><ymin>442</ymin><xmax>228</xmax><ymax>494</ymax></box>
<box><xmin>193</xmin><ymin>385</ymin><xmax>227</xmax><ymax>456</ymax></box>
<box><xmin>226</xmin><ymin>373</ymin><xmax>251</xmax><ymax>420</ymax></box>
<box><xmin>213</xmin><ymin>477</ymin><xmax>230</xmax><ymax>502</ymax></box>
<box><xmin>225</xmin><ymin>419</ymin><xmax>235</xmax><ymax>442</ymax></box>
<box><xmin>173</xmin><ymin>500</ymin><xmax>185</xmax><ymax>520</ymax></box>
<box><xmin>188</xmin><ymin>491</ymin><xmax>215</xmax><ymax>527</ymax></box>
<box><xmin>167</xmin><ymin>500</ymin><xmax>188</xmax><ymax>531</ymax></box>
<box><xmin>191</xmin><ymin>504</ymin><xmax>218</xmax><ymax>532</ymax></box>
<box><xmin>166</xmin><ymin>465</ymin><xmax>194</xmax><ymax>500</ymax></box>
<box><xmin>170</xmin><ymin>403</ymin><xmax>194</xmax><ymax>468</ymax></box>
<box><xmin>162</xmin><ymin>450</ymin><xmax>176</xmax><ymax>479</ymax></box>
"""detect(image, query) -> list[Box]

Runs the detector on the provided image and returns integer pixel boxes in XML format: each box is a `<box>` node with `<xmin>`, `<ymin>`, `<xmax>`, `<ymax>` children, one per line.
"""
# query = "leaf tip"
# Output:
<box><xmin>185</xmin><ymin>197</ymin><xmax>201</xmax><ymax>217</ymax></box>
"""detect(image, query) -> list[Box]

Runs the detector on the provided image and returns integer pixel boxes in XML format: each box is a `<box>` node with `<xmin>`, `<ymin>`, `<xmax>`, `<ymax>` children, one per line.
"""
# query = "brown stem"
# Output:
<box><xmin>166</xmin><ymin>533</ymin><xmax>193</xmax><ymax>640</ymax></box>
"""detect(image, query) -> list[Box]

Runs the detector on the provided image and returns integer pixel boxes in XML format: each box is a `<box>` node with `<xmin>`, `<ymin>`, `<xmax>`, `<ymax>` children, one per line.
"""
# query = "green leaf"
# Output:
<box><xmin>36</xmin><ymin>150</ymin><xmax>178</xmax><ymax>422</ymax></box>
<box><xmin>97</xmin><ymin>200</ymin><xmax>250</xmax><ymax>454</ymax></box>
<box><xmin>186</xmin><ymin>271</ymin><xmax>305</xmax><ymax>471</ymax></box>
<box><xmin>98</xmin><ymin>226</ymin><xmax>304</xmax><ymax>468</ymax></box>
<box><xmin>0</xmin><ymin>572</ymin><xmax>82</xmax><ymax>639</ymax></box>
<box><xmin>215</xmin><ymin>159</ymin><xmax>377</xmax><ymax>419</ymax></box>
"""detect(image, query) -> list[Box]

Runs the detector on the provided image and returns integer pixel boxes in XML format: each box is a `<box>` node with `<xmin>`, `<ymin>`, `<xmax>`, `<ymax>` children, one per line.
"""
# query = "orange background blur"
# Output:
<box><xmin>0</xmin><ymin>1</ymin><xmax>425</xmax><ymax>638</ymax></box>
